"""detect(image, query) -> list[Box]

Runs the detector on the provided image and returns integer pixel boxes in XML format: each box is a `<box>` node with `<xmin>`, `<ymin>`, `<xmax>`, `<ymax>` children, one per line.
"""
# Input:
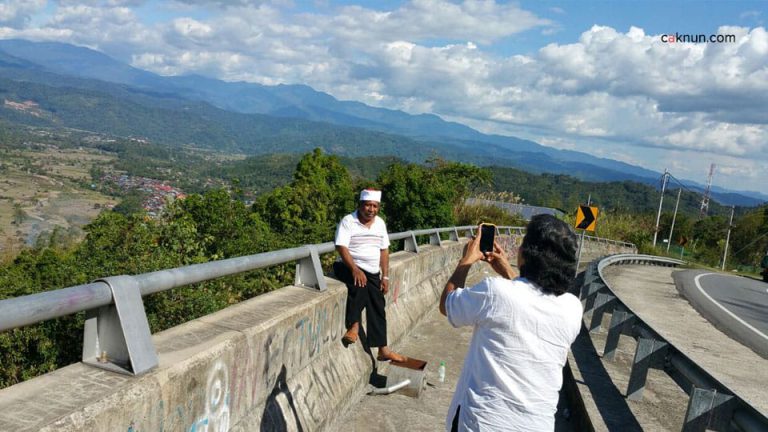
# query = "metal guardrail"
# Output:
<box><xmin>581</xmin><ymin>254</ymin><xmax>768</xmax><ymax>432</ymax></box>
<box><xmin>0</xmin><ymin>225</ymin><xmax>525</xmax><ymax>376</ymax></box>
<box><xmin>464</xmin><ymin>198</ymin><xmax>565</xmax><ymax>220</ymax></box>
<box><xmin>583</xmin><ymin>235</ymin><xmax>636</xmax><ymax>250</ymax></box>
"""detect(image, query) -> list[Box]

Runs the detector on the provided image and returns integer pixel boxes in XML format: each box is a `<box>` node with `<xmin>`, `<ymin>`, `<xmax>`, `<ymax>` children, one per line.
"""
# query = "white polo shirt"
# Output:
<box><xmin>445</xmin><ymin>277</ymin><xmax>583</xmax><ymax>431</ymax></box>
<box><xmin>334</xmin><ymin>211</ymin><xmax>390</xmax><ymax>274</ymax></box>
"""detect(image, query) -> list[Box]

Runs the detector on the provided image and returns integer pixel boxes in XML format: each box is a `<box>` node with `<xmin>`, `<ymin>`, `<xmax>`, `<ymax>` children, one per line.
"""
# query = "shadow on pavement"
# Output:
<box><xmin>568</xmin><ymin>270</ymin><xmax>643</xmax><ymax>432</ymax></box>
<box><xmin>569</xmin><ymin>323</ymin><xmax>643</xmax><ymax>431</ymax></box>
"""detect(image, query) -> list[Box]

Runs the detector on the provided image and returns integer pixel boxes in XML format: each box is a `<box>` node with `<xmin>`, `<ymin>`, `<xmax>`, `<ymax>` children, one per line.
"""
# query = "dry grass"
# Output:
<box><xmin>0</xmin><ymin>147</ymin><xmax>118</xmax><ymax>257</ymax></box>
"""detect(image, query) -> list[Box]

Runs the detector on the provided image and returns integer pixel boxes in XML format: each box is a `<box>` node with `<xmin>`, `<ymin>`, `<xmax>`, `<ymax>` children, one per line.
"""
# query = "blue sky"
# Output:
<box><xmin>0</xmin><ymin>0</ymin><xmax>766</xmax><ymax>194</ymax></box>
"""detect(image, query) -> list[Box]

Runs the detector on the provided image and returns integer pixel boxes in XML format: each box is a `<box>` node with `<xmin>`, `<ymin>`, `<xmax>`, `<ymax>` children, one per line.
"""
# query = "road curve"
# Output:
<box><xmin>673</xmin><ymin>269</ymin><xmax>768</xmax><ymax>359</ymax></box>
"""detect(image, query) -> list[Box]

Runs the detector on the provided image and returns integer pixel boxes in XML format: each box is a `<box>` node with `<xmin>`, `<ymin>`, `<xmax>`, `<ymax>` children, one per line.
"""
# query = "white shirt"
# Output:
<box><xmin>445</xmin><ymin>277</ymin><xmax>583</xmax><ymax>431</ymax></box>
<box><xmin>334</xmin><ymin>211</ymin><xmax>390</xmax><ymax>274</ymax></box>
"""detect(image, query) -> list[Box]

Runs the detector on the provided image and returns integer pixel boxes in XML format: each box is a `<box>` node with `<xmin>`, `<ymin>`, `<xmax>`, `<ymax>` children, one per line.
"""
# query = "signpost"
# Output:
<box><xmin>574</xmin><ymin>197</ymin><xmax>599</xmax><ymax>275</ymax></box>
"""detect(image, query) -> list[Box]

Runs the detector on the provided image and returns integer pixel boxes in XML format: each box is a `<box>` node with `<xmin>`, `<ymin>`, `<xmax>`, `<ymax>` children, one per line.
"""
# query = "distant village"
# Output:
<box><xmin>99</xmin><ymin>173</ymin><xmax>186</xmax><ymax>217</ymax></box>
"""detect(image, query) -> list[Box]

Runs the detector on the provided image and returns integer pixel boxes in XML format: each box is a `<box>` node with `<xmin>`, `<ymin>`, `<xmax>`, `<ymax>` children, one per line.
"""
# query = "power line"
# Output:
<box><xmin>665</xmin><ymin>172</ymin><xmax>699</xmax><ymax>195</ymax></box>
<box><xmin>664</xmin><ymin>171</ymin><xmax>733</xmax><ymax>217</ymax></box>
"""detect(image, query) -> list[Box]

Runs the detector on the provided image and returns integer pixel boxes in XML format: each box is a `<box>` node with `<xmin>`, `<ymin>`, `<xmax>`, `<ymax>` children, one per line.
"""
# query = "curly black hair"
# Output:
<box><xmin>519</xmin><ymin>214</ymin><xmax>578</xmax><ymax>296</ymax></box>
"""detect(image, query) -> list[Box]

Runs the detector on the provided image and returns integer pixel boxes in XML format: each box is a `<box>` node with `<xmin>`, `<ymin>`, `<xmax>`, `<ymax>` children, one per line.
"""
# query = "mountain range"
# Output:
<box><xmin>0</xmin><ymin>38</ymin><xmax>764</xmax><ymax>206</ymax></box>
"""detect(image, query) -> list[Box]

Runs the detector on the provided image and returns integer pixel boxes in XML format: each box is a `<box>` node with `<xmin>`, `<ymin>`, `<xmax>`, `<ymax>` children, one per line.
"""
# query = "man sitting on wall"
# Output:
<box><xmin>334</xmin><ymin>188</ymin><xmax>406</xmax><ymax>363</ymax></box>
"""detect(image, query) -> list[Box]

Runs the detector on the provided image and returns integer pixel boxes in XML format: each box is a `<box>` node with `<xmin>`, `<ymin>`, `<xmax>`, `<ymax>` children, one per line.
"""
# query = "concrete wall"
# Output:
<box><xmin>0</xmin><ymin>235</ymin><xmax>625</xmax><ymax>432</ymax></box>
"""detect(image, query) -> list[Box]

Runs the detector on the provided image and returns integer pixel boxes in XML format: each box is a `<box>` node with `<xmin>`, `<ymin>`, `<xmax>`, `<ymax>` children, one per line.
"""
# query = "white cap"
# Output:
<box><xmin>360</xmin><ymin>189</ymin><xmax>382</xmax><ymax>202</ymax></box>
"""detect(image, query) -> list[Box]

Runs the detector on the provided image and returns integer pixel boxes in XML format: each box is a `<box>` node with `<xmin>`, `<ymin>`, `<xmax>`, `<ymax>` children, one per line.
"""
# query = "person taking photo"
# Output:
<box><xmin>440</xmin><ymin>215</ymin><xmax>583</xmax><ymax>431</ymax></box>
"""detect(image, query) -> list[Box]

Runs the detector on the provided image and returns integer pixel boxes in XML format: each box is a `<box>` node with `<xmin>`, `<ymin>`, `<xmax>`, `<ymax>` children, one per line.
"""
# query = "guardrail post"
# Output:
<box><xmin>82</xmin><ymin>276</ymin><xmax>158</xmax><ymax>376</ymax></box>
<box><xmin>404</xmin><ymin>231</ymin><xmax>420</xmax><ymax>253</ymax></box>
<box><xmin>449</xmin><ymin>227</ymin><xmax>460</xmax><ymax>241</ymax></box>
<box><xmin>627</xmin><ymin>337</ymin><xmax>668</xmax><ymax>400</ymax></box>
<box><xmin>682</xmin><ymin>387</ymin><xmax>735</xmax><ymax>432</ymax></box>
<box><xmin>295</xmin><ymin>245</ymin><xmax>327</xmax><ymax>291</ymax></box>
<box><xmin>589</xmin><ymin>292</ymin><xmax>616</xmax><ymax>333</ymax></box>
<box><xmin>582</xmin><ymin>280</ymin><xmax>606</xmax><ymax>312</ymax></box>
<box><xmin>604</xmin><ymin>308</ymin><xmax>634</xmax><ymax>361</ymax></box>
<box><xmin>430</xmin><ymin>230</ymin><xmax>442</xmax><ymax>247</ymax></box>
<box><xmin>468</xmin><ymin>227</ymin><xmax>475</xmax><ymax>238</ymax></box>
<box><xmin>582</xmin><ymin>265</ymin><xmax>601</xmax><ymax>287</ymax></box>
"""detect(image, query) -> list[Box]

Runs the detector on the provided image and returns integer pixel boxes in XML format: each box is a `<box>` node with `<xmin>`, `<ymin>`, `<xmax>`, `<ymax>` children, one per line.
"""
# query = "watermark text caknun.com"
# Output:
<box><xmin>661</xmin><ymin>33</ymin><xmax>736</xmax><ymax>43</ymax></box>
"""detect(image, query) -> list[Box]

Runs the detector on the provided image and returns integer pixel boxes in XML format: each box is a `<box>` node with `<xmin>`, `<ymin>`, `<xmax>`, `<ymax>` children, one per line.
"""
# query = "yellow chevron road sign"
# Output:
<box><xmin>575</xmin><ymin>205</ymin><xmax>598</xmax><ymax>231</ymax></box>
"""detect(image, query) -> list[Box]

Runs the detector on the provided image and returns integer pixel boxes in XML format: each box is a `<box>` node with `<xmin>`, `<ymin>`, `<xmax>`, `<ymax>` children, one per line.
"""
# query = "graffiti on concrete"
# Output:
<box><xmin>291</xmin><ymin>360</ymin><xmax>347</xmax><ymax>428</ymax></box>
<box><xmin>228</xmin><ymin>296</ymin><xmax>346</xmax><ymax>423</ymax></box>
<box><xmin>123</xmin><ymin>297</ymin><xmax>345</xmax><ymax>432</ymax></box>
<box><xmin>189</xmin><ymin>361</ymin><xmax>230</xmax><ymax>432</ymax></box>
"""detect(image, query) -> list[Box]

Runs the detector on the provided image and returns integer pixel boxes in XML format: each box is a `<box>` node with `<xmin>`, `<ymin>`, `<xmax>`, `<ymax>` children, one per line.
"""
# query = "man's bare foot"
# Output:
<box><xmin>377</xmin><ymin>347</ymin><xmax>407</xmax><ymax>363</ymax></box>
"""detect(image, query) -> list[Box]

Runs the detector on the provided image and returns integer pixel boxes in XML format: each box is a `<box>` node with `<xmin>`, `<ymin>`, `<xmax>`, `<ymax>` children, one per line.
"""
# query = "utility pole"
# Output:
<box><xmin>700</xmin><ymin>163</ymin><xmax>715</xmax><ymax>218</ymax></box>
<box><xmin>667</xmin><ymin>188</ymin><xmax>682</xmax><ymax>253</ymax></box>
<box><xmin>575</xmin><ymin>194</ymin><xmax>591</xmax><ymax>276</ymax></box>
<box><xmin>653</xmin><ymin>169</ymin><xmax>668</xmax><ymax>248</ymax></box>
<box><xmin>721</xmin><ymin>206</ymin><xmax>735</xmax><ymax>271</ymax></box>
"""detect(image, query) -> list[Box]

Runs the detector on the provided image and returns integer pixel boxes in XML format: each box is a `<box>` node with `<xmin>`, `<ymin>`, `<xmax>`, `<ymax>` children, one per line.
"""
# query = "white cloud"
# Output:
<box><xmin>172</xmin><ymin>17</ymin><xmax>213</xmax><ymax>40</ymax></box>
<box><xmin>0</xmin><ymin>0</ymin><xmax>45</xmax><ymax>27</ymax></box>
<box><xmin>326</xmin><ymin>0</ymin><xmax>550</xmax><ymax>46</ymax></box>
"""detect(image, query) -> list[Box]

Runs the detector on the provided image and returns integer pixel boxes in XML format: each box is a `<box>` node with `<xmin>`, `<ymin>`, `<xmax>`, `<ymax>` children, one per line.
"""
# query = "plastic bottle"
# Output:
<box><xmin>438</xmin><ymin>361</ymin><xmax>446</xmax><ymax>383</ymax></box>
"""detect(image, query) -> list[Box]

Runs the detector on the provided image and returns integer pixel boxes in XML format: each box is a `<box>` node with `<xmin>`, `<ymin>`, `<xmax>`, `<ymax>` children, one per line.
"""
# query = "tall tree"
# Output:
<box><xmin>254</xmin><ymin>148</ymin><xmax>355</xmax><ymax>244</ymax></box>
<box><xmin>377</xmin><ymin>162</ymin><xmax>455</xmax><ymax>233</ymax></box>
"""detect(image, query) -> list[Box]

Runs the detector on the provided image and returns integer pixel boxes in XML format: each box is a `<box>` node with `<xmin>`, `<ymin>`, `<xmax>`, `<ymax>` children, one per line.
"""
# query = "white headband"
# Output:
<box><xmin>360</xmin><ymin>189</ymin><xmax>382</xmax><ymax>202</ymax></box>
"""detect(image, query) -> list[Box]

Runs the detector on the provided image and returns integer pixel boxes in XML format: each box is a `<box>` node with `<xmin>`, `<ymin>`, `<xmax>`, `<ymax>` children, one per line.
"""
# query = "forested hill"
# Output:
<box><xmin>0</xmin><ymin>76</ymin><xmax>563</xmax><ymax>172</ymax></box>
<box><xmin>0</xmin><ymin>118</ymin><xmax>745</xmax><ymax>217</ymax></box>
<box><xmin>0</xmin><ymin>76</ymin><xmax>642</xmax><ymax>180</ymax></box>
<box><xmin>488</xmin><ymin>166</ymin><xmax>732</xmax><ymax>218</ymax></box>
<box><xmin>105</xmin><ymin>137</ymin><xmax>735</xmax><ymax>217</ymax></box>
<box><xmin>214</xmin><ymin>155</ymin><xmax>733</xmax><ymax>217</ymax></box>
<box><xmin>0</xmin><ymin>77</ymin><xmax>440</xmax><ymax>159</ymax></box>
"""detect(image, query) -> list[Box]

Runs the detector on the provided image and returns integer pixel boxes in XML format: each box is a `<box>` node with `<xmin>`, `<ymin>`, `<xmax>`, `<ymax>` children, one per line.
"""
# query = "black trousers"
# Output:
<box><xmin>333</xmin><ymin>261</ymin><xmax>388</xmax><ymax>347</ymax></box>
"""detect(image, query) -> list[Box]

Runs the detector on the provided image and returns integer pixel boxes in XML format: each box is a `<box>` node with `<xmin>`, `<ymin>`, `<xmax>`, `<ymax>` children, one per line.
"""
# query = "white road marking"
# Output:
<box><xmin>695</xmin><ymin>273</ymin><xmax>768</xmax><ymax>342</ymax></box>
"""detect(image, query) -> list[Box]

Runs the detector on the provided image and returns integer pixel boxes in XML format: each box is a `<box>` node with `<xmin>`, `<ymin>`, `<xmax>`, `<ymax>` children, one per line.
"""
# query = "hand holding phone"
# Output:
<box><xmin>480</xmin><ymin>223</ymin><xmax>496</xmax><ymax>254</ymax></box>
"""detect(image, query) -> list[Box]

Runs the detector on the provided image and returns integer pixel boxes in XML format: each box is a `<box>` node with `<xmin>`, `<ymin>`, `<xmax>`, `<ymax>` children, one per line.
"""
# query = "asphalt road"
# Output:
<box><xmin>674</xmin><ymin>270</ymin><xmax>768</xmax><ymax>358</ymax></box>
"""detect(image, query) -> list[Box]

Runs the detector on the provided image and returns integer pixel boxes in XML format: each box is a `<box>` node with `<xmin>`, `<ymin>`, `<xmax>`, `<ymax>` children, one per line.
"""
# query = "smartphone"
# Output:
<box><xmin>480</xmin><ymin>223</ymin><xmax>496</xmax><ymax>253</ymax></box>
